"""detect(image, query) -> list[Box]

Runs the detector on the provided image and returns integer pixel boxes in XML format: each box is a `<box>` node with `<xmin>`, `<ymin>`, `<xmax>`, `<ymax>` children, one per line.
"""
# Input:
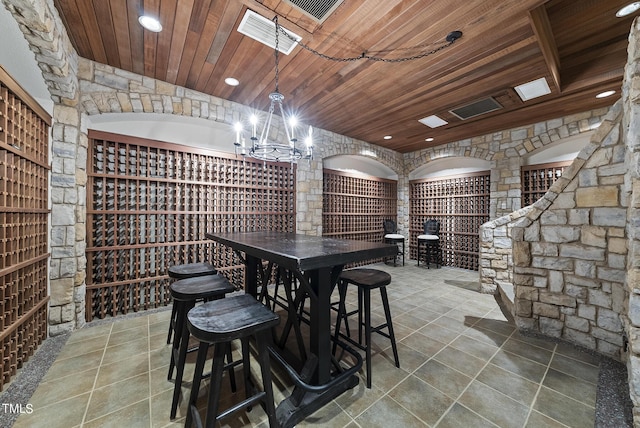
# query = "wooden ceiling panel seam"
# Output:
<box><xmin>76</xmin><ymin>0</ymin><xmax>109</xmax><ymax>63</ymax></box>
<box><xmin>142</xmin><ymin>0</ymin><xmax>161</xmax><ymax>77</ymax></box>
<box><xmin>153</xmin><ymin>0</ymin><xmax>179</xmax><ymax>82</ymax></box>
<box><xmin>110</xmin><ymin>0</ymin><xmax>133</xmax><ymax>72</ymax></box>
<box><xmin>204</xmin><ymin>1</ymin><xmax>244</xmax><ymax>64</ymax></box>
<box><xmin>165</xmin><ymin>0</ymin><xmax>196</xmax><ymax>84</ymax></box>
<box><xmin>53</xmin><ymin>0</ymin><xmax>92</xmax><ymax>57</ymax></box>
<box><xmin>93</xmin><ymin>0</ymin><xmax>121</xmax><ymax>68</ymax></box>
<box><xmin>188</xmin><ymin>0</ymin><xmax>213</xmax><ymax>33</ymax></box>
<box><xmin>174</xmin><ymin>31</ymin><xmax>202</xmax><ymax>87</ymax></box>
<box><xmin>126</xmin><ymin>0</ymin><xmax>145</xmax><ymax>76</ymax></box>
<box><xmin>185</xmin><ymin>2</ymin><xmax>223</xmax><ymax>89</ymax></box>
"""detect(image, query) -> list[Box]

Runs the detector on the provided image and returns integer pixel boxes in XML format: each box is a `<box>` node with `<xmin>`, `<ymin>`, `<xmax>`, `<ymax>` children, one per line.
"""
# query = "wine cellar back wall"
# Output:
<box><xmin>86</xmin><ymin>130</ymin><xmax>296</xmax><ymax>321</ymax></box>
<box><xmin>322</xmin><ymin>168</ymin><xmax>397</xmax><ymax>266</ymax></box>
<box><xmin>409</xmin><ymin>172</ymin><xmax>490</xmax><ymax>271</ymax></box>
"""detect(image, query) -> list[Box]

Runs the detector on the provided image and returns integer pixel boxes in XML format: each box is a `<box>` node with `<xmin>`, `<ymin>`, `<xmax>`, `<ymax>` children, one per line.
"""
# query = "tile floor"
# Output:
<box><xmin>10</xmin><ymin>263</ymin><xmax>600</xmax><ymax>428</ymax></box>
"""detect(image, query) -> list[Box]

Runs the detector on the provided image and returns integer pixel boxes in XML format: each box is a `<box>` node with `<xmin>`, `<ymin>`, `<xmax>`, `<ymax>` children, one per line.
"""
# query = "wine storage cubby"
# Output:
<box><xmin>521</xmin><ymin>161</ymin><xmax>571</xmax><ymax>206</ymax></box>
<box><xmin>87</xmin><ymin>131</ymin><xmax>295</xmax><ymax>320</ymax></box>
<box><xmin>409</xmin><ymin>172</ymin><xmax>490</xmax><ymax>271</ymax></box>
<box><xmin>0</xmin><ymin>65</ymin><xmax>50</xmax><ymax>391</ymax></box>
<box><xmin>322</xmin><ymin>168</ymin><xmax>397</xmax><ymax>266</ymax></box>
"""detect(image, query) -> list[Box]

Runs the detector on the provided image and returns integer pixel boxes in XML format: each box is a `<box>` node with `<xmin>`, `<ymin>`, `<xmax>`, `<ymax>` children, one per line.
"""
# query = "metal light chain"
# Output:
<box><xmin>273</xmin><ymin>16</ymin><xmax>280</xmax><ymax>92</ymax></box>
<box><xmin>277</xmin><ymin>23</ymin><xmax>462</xmax><ymax>63</ymax></box>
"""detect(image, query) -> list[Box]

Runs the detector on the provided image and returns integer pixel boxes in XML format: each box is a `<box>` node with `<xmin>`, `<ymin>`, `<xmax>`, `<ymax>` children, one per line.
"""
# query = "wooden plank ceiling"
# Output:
<box><xmin>53</xmin><ymin>0</ymin><xmax>633</xmax><ymax>153</ymax></box>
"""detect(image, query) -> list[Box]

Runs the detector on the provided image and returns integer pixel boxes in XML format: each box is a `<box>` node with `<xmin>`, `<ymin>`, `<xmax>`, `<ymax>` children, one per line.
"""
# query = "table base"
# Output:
<box><xmin>276</xmin><ymin>375</ymin><xmax>359</xmax><ymax>428</ymax></box>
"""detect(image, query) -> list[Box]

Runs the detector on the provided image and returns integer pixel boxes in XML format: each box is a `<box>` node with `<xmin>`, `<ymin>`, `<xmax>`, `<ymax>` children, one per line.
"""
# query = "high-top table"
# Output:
<box><xmin>206</xmin><ymin>231</ymin><xmax>397</xmax><ymax>428</ymax></box>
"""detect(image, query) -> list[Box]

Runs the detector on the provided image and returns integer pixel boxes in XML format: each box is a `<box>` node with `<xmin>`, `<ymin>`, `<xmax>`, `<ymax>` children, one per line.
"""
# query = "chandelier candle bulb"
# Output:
<box><xmin>234</xmin><ymin>122</ymin><xmax>242</xmax><ymax>145</ymax></box>
<box><xmin>250</xmin><ymin>115</ymin><xmax>257</xmax><ymax>138</ymax></box>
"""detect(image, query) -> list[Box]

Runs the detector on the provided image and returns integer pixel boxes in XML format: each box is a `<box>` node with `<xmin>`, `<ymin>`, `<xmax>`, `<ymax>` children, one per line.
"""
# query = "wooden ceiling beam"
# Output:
<box><xmin>529</xmin><ymin>4</ymin><xmax>562</xmax><ymax>92</ymax></box>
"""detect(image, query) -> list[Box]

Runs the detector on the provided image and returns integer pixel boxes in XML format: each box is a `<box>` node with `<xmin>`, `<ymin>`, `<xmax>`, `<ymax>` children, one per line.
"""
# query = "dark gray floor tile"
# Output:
<box><xmin>542</xmin><ymin>368</ymin><xmax>597</xmax><ymax>406</ymax></box>
<box><xmin>490</xmin><ymin>349</ymin><xmax>548</xmax><ymax>383</ymax></box>
<box><xmin>437</xmin><ymin>403</ymin><xmax>499</xmax><ymax>428</ymax></box>
<box><xmin>414</xmin><ymin>359</ymin><xmax>473</xmax><ymax>399</ymax></box>
<box><xmin>533</xmin><ymin>386</ymin><xmax>595</xmax><ymax>428</ymax></box>
<box><xmin>388</xmin><ymin>374</ymin><xmax>454</xmax><ymax>426</ymax></box>
<box><xmin>476</xmin><ymin>363</ymin><xmax>539</xmax><ymax>407</ymax></box>
<box><xmin>459</xmin><ymin>381</ymin><xmax>530</xmax><ymax>427</ymax></box>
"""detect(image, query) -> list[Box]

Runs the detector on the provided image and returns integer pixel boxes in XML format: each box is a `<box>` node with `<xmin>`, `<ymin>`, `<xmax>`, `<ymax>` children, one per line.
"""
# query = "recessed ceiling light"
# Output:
<box><xmin>418</xmin><ymin>115</ymin><xmax>448</xmax><ymax>128</ymax></box>
<box><xmin>225</xmin><ymin>77</ymin><xmax>239</xmax><ymax>86</ymax></box>
<box><xmin>425</xmin><ymin>137</ymin><xmax>434</xmax><ymax>142</ymax></box>
<box><xmin>383</xmin><ymin>135</ymin><xmax>392</xmax><ymax>140</ymax></box>
<box><xmin>596</xmin><ymin>90</ymin><xmax>616</xmax><ymax>98</ymax></box>
<box><xmin>514</xmin><ymin>77</ymin><xmax>551</xmax><ymax>101</ymax></box>
<box><xmin>617</xmin><ymin>2</ymin><xmax>640</xmax><ymax>17</ymax></box>
<box><xmin>138</xmin><ymin>15</ymin><xmax>162</xmax><ymax>32</ymax></box>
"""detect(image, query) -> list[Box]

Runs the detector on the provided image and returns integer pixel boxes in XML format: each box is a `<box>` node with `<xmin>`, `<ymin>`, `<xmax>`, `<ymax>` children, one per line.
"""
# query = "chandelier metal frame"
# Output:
<box><xmin>234</xmin><ymin>16</ymin><xmax>312</xmax><ymax>163</ymax></box>
<box><xmin>232</xmin><ymin>14</ymin><xmax>463</xmax><ymax>164</ymax></box>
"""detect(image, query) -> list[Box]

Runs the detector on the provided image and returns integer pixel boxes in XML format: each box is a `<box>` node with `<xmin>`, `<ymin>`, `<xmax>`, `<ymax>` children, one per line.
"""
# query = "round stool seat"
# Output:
<box><xmin>417</xmin><ymin>234</ymin><xmax>439</xmax><ymax>240</ymax></box>
<box><xmin>185</xmin><ymin>294</ymin><xmax>280</xmax><ymax>428</ymax></box>
<box><xmin>168</xmin><ymin>262</ymin><xmax>217</xmax><ymax>279</ymax></box>
<box><xmin>188</xmin><ymin>294</ymin><xmax>280</xmax><ymax>343</ymax></box>
<box><xmin>339</xmin><ymin>268</ymin><xmax>391</xmax><ymax>289</ymax></box>
<box><xmin>384</xmin><ymin>233</ymin><xmax>404</xmax><ymax>240</ymax></box>
<box><xmin>170</xmin><ymin>275</ymin><xmax>234</xmax><ymax>301</ymax></box>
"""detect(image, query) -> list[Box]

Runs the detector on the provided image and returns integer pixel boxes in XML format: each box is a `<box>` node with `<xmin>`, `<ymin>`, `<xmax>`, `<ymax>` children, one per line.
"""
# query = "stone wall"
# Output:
<box><xmin>478</xmin><ymin>205</ymin><xmax>534</xmax><ymax>296</ymax></box>
<box><xmin>623</xmin><ymin>18</ymin><xmax>640</xmax><ymax>424</ymax></box>
<box><xmin>478</xmin><ymin>100</ymin><xmax>626</xmax><ymax>358</ymax></box>
<box><xmin>499</xmin><ymin>100</ymin><xmax>626</xmax><ymax>358</ymax></box>
<box><xmin>404</xmin><ymin>110</ymin><xmax>607</xmax><ymax>220</ymax></box>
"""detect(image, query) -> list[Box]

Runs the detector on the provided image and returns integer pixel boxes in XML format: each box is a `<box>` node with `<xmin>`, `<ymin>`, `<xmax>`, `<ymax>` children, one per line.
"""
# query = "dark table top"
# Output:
<box><xmin>206</xmin><ymin>231</ymin><xmax>397</xmax><ymax>271</ymax></box>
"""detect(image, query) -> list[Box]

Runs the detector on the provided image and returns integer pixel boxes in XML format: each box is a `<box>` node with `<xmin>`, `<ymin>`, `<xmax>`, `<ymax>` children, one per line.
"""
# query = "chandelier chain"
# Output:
<box><xmin>274</xmin><ymin>16</ymin><xmax>280</xmax><ymax>92</ymax></box>
<box><xmin>276</xmin><ymin>24</ymin><xmax>461</xmax><ymax>63</ymax></box>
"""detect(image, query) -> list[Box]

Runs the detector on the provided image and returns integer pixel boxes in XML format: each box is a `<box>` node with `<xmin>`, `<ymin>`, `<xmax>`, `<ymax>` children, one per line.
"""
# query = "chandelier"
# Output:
<box><xmin>232</xmin><ymin>14</ymin><xmax>463</xmax><ymax>163</ymax></box>
<box><xmin>234</xmin><ymin>16</ymin><xmax>313</xmax><ymax>163</ymax></box>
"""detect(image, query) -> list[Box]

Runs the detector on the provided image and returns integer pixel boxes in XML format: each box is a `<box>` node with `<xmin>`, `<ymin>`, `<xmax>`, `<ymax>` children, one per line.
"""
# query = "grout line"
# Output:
<box><xmin>429</xmin><ymin>314</ymin><xmax>516</xmax><ymax>427</ymax></box>
<box><xmin>80</xmin><ymin>321</ymin><xmax>114</xmax><ymax>427</ymax></box>
<box><xmin>523</xmin><ymin>342</ymin><xmax>557</xmax><ymax>427</ymax></box>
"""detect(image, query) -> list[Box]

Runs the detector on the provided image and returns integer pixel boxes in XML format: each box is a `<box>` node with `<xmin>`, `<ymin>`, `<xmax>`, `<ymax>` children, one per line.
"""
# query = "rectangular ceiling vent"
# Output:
<box><xmin>237</xmin><ymin>10</ymin><xmax>302</xmax><ymax>55</ymax></box>
<box><xmin>449</xmin><ymin>97</ymin><xmax>503</xmax><ymax>120</ymax></box>
<box><xmin>285</xmin><ymin>0</ymin><xmax>343</xmax><ymax>22</ymax></box>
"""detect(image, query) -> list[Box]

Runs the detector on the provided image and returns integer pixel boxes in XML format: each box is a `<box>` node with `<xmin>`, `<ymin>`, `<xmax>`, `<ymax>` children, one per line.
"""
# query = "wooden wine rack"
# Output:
<box><xmin>86</xmin><ymin>130</ymin><xmax>296</xmax><ymax>320</ymax></box>
<box><xmin>0</xmin><ymin>66</ymin><xmax>51</xmax><ymax>391</ymax></box>
<box><xmin>409</xmin><ymin>172</ymin><xmax>490</xmax><ymax>270</ymax></box>
<box><xmin>521</xmin><ymin>161</ymin><xmax>571</xmax><ymax>206</ymax></box>
<box><xmin>322</xmin><ymin>168</ymin><xmax>397</xmax><ymax>266</ymax></box>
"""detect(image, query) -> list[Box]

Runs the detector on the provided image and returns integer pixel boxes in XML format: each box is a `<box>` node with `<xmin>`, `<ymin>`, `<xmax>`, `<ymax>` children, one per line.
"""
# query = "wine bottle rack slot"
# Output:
<box><xmin>87</xmin><ymin>131</ymin><xmax>295</xmax><ymax>320</ymax></box>
<box><xmin>0</xmin><ymin>65</ymin><xmax>50</xmax><ymax>392</ymax></box>
<box><xmin>322</xmin><ymin>168</ymin><xmax>397</xmax><ymax>267</ymax></box>
<box><xmin>409</xmin><ymin>172</ymin><xmax>490</xmax><ymax>271</ymax></box>
<box><xmin>521</xmin><ymin>161</ymin><xmax>571</xmax><ymax>207</ymax></box>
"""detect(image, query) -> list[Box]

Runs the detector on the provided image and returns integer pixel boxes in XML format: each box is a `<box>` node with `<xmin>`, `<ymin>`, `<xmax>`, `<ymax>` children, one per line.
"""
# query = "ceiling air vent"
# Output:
<box><xmin>237</xmin><ymin>10</ymin><xmax>302</xmax><ymax>55</ymax></box>
<box><xmin>285</xmin><ymin>0</ymin><xmax>343</xmax><ymax>22</ymax></box>
<box><xmin>449</xmin><ymin>97</ymin><xmax>503</xmax><ymax>120</ymax></box>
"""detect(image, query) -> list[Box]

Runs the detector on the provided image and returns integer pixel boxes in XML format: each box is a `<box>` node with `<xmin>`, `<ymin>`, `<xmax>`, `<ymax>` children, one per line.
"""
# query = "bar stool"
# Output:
<box><xmin>417</xmin><ymin>219</ymin><xmax>441</xmax><ymax>268</ymax></box>
<box><xmin>166</xmin><ymin>262</ymin><xmax>218</xmax><ymax>344</ymax></box>
<box><xmin>168</xmin><ymin>274</ymin><xmax>235</xmax><ymax>420</ymax></box>
<box><xmin>332</xmin><ymin>268</ymin><xmax>400</xmax><ymax>388</ymax></box>
<box><xmin>383</xmin><ymin>219</ymin><xmax>405</xmax><ymax>266</ymax></box>
<box><xmin>185</xmin><ymin>294</ymin><xmax>280</xmax><ymax>428</ymax></box>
